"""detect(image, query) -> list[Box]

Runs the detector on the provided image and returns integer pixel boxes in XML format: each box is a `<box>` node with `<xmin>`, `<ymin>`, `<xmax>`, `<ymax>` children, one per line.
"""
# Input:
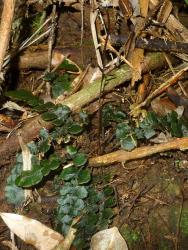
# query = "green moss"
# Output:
<box><xmin>120</xmin><ymin>224</ymin><xmax>141</xmax><ymax>247</ymax></box>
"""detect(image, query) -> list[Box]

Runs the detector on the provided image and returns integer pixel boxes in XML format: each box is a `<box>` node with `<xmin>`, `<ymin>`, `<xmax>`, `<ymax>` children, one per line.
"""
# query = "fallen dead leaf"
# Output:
<box><xmin>0</xmin><ymin>213</ymin><xmax>64</xmax><ymax>250</ymax></box>
<box><xmin>90</xmin><ymin>227</ymin><xmax>128</xmax><ymax>250</ymax></box>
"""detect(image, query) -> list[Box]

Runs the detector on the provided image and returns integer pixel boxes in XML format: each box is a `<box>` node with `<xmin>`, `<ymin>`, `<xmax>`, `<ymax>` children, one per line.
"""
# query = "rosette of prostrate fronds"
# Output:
<box><xmin>56</xmin><ymin>146</ymin><xmax>116</xmax><ymax>248</ymax></box>
<box><xmin>102</xmin><ymin>103</ymin><xmax>188</xmax><ymax>151</ymax></box>
<box><xmin>5</xmin><ymin>87</ymin><xmax>115</xmax><ymax>248</ymax></box>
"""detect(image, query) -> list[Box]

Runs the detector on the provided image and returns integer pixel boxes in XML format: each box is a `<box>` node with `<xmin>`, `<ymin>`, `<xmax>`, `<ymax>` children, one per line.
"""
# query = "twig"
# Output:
<box><xmin>80</xmin><ymin>0</ymin><xmax>84</xmax><ymax>46</ymax></box>
<box><xmin>130</xmin><ymin>64</ymin><xmax>188</xmax><ymax>114</ymax></box>
<box><xmin>89</xmin><ymin>137</ymin><xmax>188</xmax><ymax>167</ymax></box>
<box><xmin>3</xmin><ymin>17</ymin><xmax>52</xmax><ymax>68</ymax></box>
<box><xmin>48</xmin><ymin>5</ymin><xmax>57</xmax><ymax>72</ymax></box>
<box><xmin>90</xmin><ymin>7</ymin><xmax>103</xmax><ymax>69</ymax></box>
<box><xmin>99</xmin><ymin>35</ymin><xmax>133</xmax><ymax>68</ymax></box>
<box><xmin>164</xmin><ymin>53</ymin><xmax>188</xmax><ymax>97</ymax></box>
<box><xmin>0</xmin><ymin>0</ymin><xmax>16</xmax><ymax>72</ymax></box>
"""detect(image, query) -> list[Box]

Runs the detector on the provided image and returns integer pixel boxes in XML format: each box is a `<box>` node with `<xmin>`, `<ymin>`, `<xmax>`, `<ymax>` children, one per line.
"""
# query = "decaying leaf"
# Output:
<box><xmin>0</xmin><ymin>213</ymin><xmax>64</xmax><ymax>250</ymax></box>
<box><xmin>119</xmin><ymin>0</ymin><xmax>133</xmax><ymax>19</ymax></box>
<box><xmin>3</xmin><ymin>101</ymin><xmax>26</xmax><ymax>112</ymax></box>
<box><xmin>136</xmin><ymin>73</ymin><xmax>150</xmax><ymax>103</ymax></box>
<box><xmin>1</xmin><ymin>240</ymin><xmax>19</xmax><ymax>250</ymax></box>
<box><xmin>90</xmin><ymin>227</ymin><xmax>128</xmax><ymax>250</ymax></box>
<box><xmin>157</xmin><ymin>0</ymin><xmax>172</xmax><ymax>24</ymax></box>
<box><xmin>131</xmin><ymin>48</ymin><xmax>144</xmax><ymax>87</ymax></box>
<box><xmin>139</xmin><ymin>0</ymin><xmax>149</xmax><ymax>18</ymax></box>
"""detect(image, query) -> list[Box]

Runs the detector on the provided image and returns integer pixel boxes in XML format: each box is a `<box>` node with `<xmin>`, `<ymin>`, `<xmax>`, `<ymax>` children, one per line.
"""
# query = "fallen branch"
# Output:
<box><xmin>0</xmin><ymin>0</ymin><xmax>16</xmax><ymax>72</ymax></box>
<box><xmin>89</xmin><ymin>137</ymin><xmax>188</xmax><ymax>167</ymax></box>
<box><xmin>110</xmin><ymin>35</ymin><xmax>188</xmax><ymax>54</ymax></box>
<box><xmin>0</xmin><ymin>52</ymin><xmax>167</xmax><ymax>167</ymax></box>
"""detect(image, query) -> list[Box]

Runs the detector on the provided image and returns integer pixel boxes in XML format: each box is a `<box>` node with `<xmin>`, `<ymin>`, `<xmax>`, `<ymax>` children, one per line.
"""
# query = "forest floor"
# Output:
<box><xmin>0</xmin><ymin>2</ymin><xmax>188</xmax><ymax>250</ymax></box>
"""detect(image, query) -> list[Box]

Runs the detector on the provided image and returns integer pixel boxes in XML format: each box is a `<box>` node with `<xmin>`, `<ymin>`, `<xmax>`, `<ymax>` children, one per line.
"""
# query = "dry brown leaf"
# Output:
<box><xmin>139</xmin><ymin>0</ymin><xmax>149</xmax><ymax>18</ymax></box>
<box><xmin>1</xmin><ymin>240</ymin><xmax>19</xmax><ymax>250</ymax></box>
<box><xmin>136</xmin><ymin>73</ymin><xmax>150</xmax><ymax>103</ymax></box>
<box><xmin>119</xmin><ymin>0</ymin><xmax>133</xmax><ymax>19</ymax></box>
<box><xmin>0</xmin><ymin>213</ymin><xmax>64</xmax><ymax>250</ymax></box>
<box><xmin>90</xmin><ymin>227</ymin><xmax>128</xmax><ymax>250</ymax></box>
<box><xmin>157</xmin><ymin>0</ymin><xmax>172</xmax><ymax>24</ymax></box>
<box><xmin>131</xmin><ymin>48</ymin><xmax>144</xmax><ymax>87</ymax></box>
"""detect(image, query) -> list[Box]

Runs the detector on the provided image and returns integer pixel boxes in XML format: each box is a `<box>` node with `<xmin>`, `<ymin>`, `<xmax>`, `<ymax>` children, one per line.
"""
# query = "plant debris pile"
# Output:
<box><xmin>0</xmin><ymin>0</ymin><xmax>188</xmax><ymax>250</ymax></box>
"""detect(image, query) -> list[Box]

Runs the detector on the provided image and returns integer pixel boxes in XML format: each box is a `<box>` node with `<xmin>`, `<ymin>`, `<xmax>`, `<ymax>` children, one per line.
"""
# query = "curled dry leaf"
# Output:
<box><xmin>1</xmin><ymin>240</ymin><xmax>19</xmax><ymax>250</ymax></box>
<box><xmin>0</xmin><ymin>213</ymin><xmax>64</xmax><ymax>250</ymax></box>
<box><xmin>119</xmin><ymin>0</ymin><xmax>133</xmax><ymax>20</ymax></box>
<box><xmin>90</xmin><ymin>227</ymin><xmax>128</xmax><ymax>250</ymax></box>
<box><xmin>131</xmin><ymin>48</ymin><xmax>144</xmax><ymax>87</ymax></box>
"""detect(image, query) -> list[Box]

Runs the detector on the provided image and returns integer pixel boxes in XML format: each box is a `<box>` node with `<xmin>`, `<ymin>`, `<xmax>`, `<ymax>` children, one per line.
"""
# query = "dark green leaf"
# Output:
<box><xmin>33</xmin><ymin>102</ymin><xmax>55</xmax><ymax>113</ymax></box>
<box><xmin>78</xmin><ymin>169</ymin><xmax>91</xmax><ymax>184</ymax></box>
<box><xmin>68</xmin><ymin>123</ymin><xmax>83</xmax><ymax>135</ymax></box>
<box><xmin>38</xmin><ymin>140</ymin><xmax>50</xmax><ymax>153</ymax></box>
<box><xmin>5</xmin><ymin>89</ymin><xmax>43</xmax><ymax>107</ymax></box>
<box><xmin>39</xmin><ymin>128</ymin><xmax>49</xmax><ymax>140</ymax></box>
<box><xmin>5</xmin><ymin>185</ymin><xmax>24</xmax><ymax>205</ymax></box>
<box><xmin>73</xmin><ymin>153</ymin><xmax>87</xmax><ymax>167</ymax></box>
<box><xmin>66</xmin><ymin>145</ymin><xmax>77</xmax><ymax>156</ymax></box>
<box><xmin>52</xmin><ymin>74</ymin><xmax>71</xmax><ymax>98</ymax></box>
<box><xmin>41</xmin><ymin>111</ymin><xmax>57</xmax><ymax>121</ymax></box>
<box><xmin>74</xmin><ymin>186</ymin><xmax>88</xmax><ymax>199</ymax></box>
<box><xmin>168</xmin><ymin>111</ymin><xmax>182</xmax><ymax>137</ymax></box>
<box><xmin>43</xmin><ymin>72</ymin><xmax>58</xmax><ymax>81</ymax></box>
<box><xmin>102</xmin><ymin>104</ymin><xmax>126</xmax><ymax>127</ymax></box>
<box><xmin>41</xmin><ymin>154</ymin><xmax>61</xmax><ymax>176</ymax></box>
<box><xmin>74</xmin><ymin>199</ymin><xmax>85</xmax><ymax>211</ymax></box>
<box><xmin>103</xmin><ymin>186</ymin><xmax>114</xmax><ymax>197</ymax></box>
<box><xmin>60</xmin><ymin>186</ymin><xmax>75</xmax><ymax>196</ymax></box>
<box><xmin>49</xmin><ymin>154</ymin><xmax>62</xmax><ymax>169</ymax></box>
<box><xmin>86</xmin><ymin>212</ymin><xmax>98</xmax><ymax>226</ymax></box>
<box><xmin>60</xmin><ymin>215</ymin><xmax>72</xmax><ymax>224</ymax></box>
<box><xmin>104</xmin><ymin>197</ymin><xmax>116</xmax><ymax>207</ymax></box>
<box><xmin>58</xmin><ymin>205</ymin><xmax>71</xmax><ymax>214</ymax></box>
<box><xmin>27</xmin><ymin>142</ymin><xmax>38</xmax><ymax>155</ymax></box>
<box><xmin>79</xmin><ymin>111</ymin><xmax>89</xmax><ymax>125</ymax></box>
<box><xmin>40</xmin><ymin>160</ymin><xmax>51</xmax><ymax>176</ymax></box>
<box><xmin>134</xmin><ymin>128</ymin><xmax>144</xmax><ymax>139</ymax></box>
<box><xmin>120</xmin><ymin>136</ymin><xmax>137</xmax><ymax>151</ymax></box>
<box><xmin>15</xmin><ymin>168</ymin><xmax>43</xmax><ymax>187</ymax></box>
<box><xmin>116</xmin><ymin>123</ymin><xmax>131</xmax><ymax>139</ymax></box>
<box><xmin>54</xmin><ymin>104</ymin><xmax>71</xmax><ymax>115</ymax></box>
<box><xmin>114</xmin><ymin>110</ymin><xmax>126</xmax><ymax>121</ymax></box>
<box><xmin>59</xmin><ymin>59</ymin><xmax>79</xmax><ymax>72</ymax></box>
<box><xmin>60</xmin><ymin>167</ymin><xmax>77</xmax><ymax>181</ymax></box>
<box><xmin>143</xmin><ymin>127</ymin><xmax>156</xmax><ymax>139</ymax></box>
<box><xmin>102</xmin><ymin>208</ymin><xmax>114</xmax><ymax>219</ymax></box>
<box><xmin>58</xmin><ymin>196</ymin><xmax>75</xmax><ymax>206</ymax></box>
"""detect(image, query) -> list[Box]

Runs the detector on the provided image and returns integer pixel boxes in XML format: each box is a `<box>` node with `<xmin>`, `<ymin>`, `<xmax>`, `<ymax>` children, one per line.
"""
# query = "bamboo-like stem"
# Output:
<box><xmin>0</xmin><ymin>0</ymin><xmax>16</xmax><ymax>72</ymax></box>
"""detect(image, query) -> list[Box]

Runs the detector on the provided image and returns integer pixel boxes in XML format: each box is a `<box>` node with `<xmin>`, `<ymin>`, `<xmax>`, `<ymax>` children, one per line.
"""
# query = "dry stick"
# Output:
<box><xmin>0</xmin><ymin>52</ymin><xmax>167</xmax><ymax>167</ymax></box>
<box><xmin>90</xmin><ymin>8</ymin><xmax>103</xmax><ymax>69</ymax></box>
<box><xmin>99</xmin><ymin>35</ymin><xmax>133</xmax><ymax>68</ymax></box>
<box><xmin>0</xmin><ymin>0</ymin><xmax>16</xmax><ymax>72</ymax></box>
<box><xmin>89</xmin><ymin>137</ymin><xmax>188</xmax><ymax>167</ymax></box>
<box><xmin>130</xmin><ymin>63</ymin><xmax>188</xmax><ymax>114</ymax></box>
